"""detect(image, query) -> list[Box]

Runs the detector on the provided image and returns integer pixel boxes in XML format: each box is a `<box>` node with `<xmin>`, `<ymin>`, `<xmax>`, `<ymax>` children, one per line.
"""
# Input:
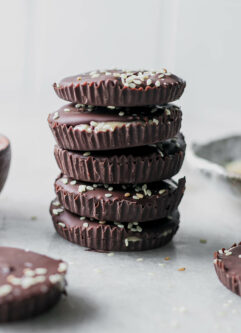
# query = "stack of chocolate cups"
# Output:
<box><xmin>48</xmin><ymin>69</ymin><xmax>186</xmax><ymax>251</ymax></box>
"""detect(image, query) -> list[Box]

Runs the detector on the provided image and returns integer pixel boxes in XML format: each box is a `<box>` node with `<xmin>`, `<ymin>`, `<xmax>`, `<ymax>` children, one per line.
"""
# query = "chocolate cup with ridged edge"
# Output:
<box><xmin>53</xmin><ymin>69</ymin><xmax>186</xmax><ymax>106</ymax></box>
<box><xmin>0</xmin><ymin>247</ymin><xmax>67</xmax><ymax>322</ymax></box>
<box><xmin>48</xmin><ymin>103</ymin><xmax>182</xmax><ymax>151</ymax></box>
<box><xmin>54</xmin><ymin>175</ymin><xmax>185</xmax><ymax>222</ymax></box>
<box><xmin>214</xmin><ymin>242</ymin><xmax>241</xmax><ymax>297</ymax></box>
<box><xmin>50</xmin><ymin>199</ymin><xmax>180</xmax><ymax>251</ymax></box>
<box><xmin>53</xmin><ymin>133</ymin><xmax>186</xmax><ymax>184</ymax></box>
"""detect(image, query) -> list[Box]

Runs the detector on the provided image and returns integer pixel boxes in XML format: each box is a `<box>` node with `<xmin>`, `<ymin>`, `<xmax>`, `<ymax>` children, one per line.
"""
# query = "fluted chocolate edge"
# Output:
<box><xmin>53</xmin><ymin>80</ymin><xmax>186</xmax><ymax>107</ymax></box>
<box><xmin>54</xmin><ymin>144</ymin><xmax>185</xmax><ymax>184</ymax></box>
<box><xmin>48</xmin><ymin>111</ymin><xmax>182</xmax><ymax>151</ymax></box>
<box><xmin>55</xmin><ymin>177</ymin><xmax>186</xmax><ymax>222</ymax></box>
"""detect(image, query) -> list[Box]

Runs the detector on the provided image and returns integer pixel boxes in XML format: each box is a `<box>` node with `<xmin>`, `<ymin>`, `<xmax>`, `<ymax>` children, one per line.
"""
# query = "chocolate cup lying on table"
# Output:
<box><xmin>50</xmin><ymin>199</ymin><xmax>180</xmax><ymax>251</ymax></box>
<box><xmin>0</xmin><ymin>134</ymin><xmax>11</xmax><ymax>193</ymax></box>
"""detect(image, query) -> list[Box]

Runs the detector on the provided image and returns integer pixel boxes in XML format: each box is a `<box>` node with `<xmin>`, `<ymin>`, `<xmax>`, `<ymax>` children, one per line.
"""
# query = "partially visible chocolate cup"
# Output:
<box><xmin>0</xmin><ymin>135</ymin><xmax>11</xmax><ymax>193</ymax></box>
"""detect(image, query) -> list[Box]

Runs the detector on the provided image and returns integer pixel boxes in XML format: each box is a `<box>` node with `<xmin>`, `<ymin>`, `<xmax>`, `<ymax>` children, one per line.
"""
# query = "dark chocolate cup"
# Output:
<box><xmin>214</xmin><ymin>243</ymin><xmax>241</xmax><ymax>296</ymax></box>
<box><xmin>54</xmin><ymin>144</ymin><xmax>185</xmax><ymax>184</ymax></box>
<box><xmin>50</xmin><ymin>200</ymin><xmax>180</xmax><ymax>251</ymax></box>
<box><xmin>0</xmin><ymin>286</ymin><xmax>64</xmax><ymax>322</ymax></box>
<box><xmin>48</xmin><ymin>111</ymin><xmax>182</xmax><ymax>151</ymax></box>
<box><xmin>0</xmin><ymin>134</ymin><xmax>11</xmax><ymax>193</ymax></box>
<box><xmin>55</xmin><ymin>176</ymin><xmax>185</xmax><ymax>222</ymax></box>
<box><xmin>53</xmin><ymin>79</ymin><xmax>186</xmax><ymax>107</ymax></box>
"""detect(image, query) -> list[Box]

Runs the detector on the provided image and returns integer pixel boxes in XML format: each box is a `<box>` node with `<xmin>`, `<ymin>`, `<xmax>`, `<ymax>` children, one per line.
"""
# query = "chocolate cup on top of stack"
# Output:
<box><xmin>49</xmin><ymin>69</ymin><xmax>186</xmax><ymax>251</ymax></box>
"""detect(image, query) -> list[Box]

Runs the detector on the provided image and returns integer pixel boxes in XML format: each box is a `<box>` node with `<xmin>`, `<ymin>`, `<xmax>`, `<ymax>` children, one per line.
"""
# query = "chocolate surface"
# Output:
<box><xmin>54</xmin><ymin>133</ymin><xmax>186</xmax><ymax>184</ymax></box>
<box><xmin>214</xmin><ymin>243</ymin><xmax>241</xmax><ymax>296</ymax></box>
<box><xmin>0</xmin><ymin>247</ymin><xmax>67</xmax><ymax>322</ymax></box>
<box><xmin>50</xmin><ymin>199</ymin><xmax>180</xmax><ymax>251</ymax></box>
<box><xmin>53</xmin><ymin>69</ymin><xmax>186</xmax><ymax>106</ymax></box>
<box><xmin>0</xmin><ymin>135</ymin><xmax>11</xmax><ymax>193</ymax></box>
<box><xmin>55</xmin><ymin>175</ymin><xmax>185</xmax><ymax>222</ymax></box>
<box><xmin>48</xmin><ymin>104</ymin><xmax>182</xmax><ymax>151</ymax></box>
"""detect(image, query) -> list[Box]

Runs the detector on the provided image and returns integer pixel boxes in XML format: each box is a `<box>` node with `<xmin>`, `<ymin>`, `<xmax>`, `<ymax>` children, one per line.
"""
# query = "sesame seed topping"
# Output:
<box><xmin>0</xmin><ymin>284</ymin><xmax>12</xmax><ymax>297</ymax></box>
<box><xmin>155</xmin><ymin>80</ymin><xmax>161</xmax><ymax>87</ymax></box>
<box><xmin>57</xmin><ymin>222</ymin><xmax>66</xmax><ymax>228</ymax></box>
<box><xmin>107</xmin><ymin>252</ymin><xmax>114</xmax><ymax>257</ymax></box>
<box><xmin>158</xmin><ymin>74</ymin><xmax>164</xmax><ymax>78</ymax></box>
<box><xmin>105</xmin><ymin>193</ymin><xmax>112</xmax><ymax>198</ymax></box>
<box><xmin>108</xmin><ymin>187</ymin><xmax>113</xmax><ymax>191</ymax></box>
<box><xmin>165</xmin><ymin>109</ymin><xmax>171</xmax><ymax>116</ymax></box>
<box><xmin>83</xmin><ymin>152</ymin><xmax>91</xmax><ymax>157</ymax></box>
<box><xmin>56</xmin><ymin>83</ymin><xmax>60</xmax><ymax>88</ymax></box>
<box><xmin>83</xmin><ymin>222</ymin><xmax>89</xmax><ymax>228</ymax></box>
<box><xmin>91</xmin><ymin>73</ymin><xmax>100</xmax><ymax>78</ymax></box>
<box><xmin>153</xmin><ymin>118</ymin><xmax>159</xmax><ymax>125</ymax></box>
<box><xmin>125</xmin><ymin>238</ymin><xmax>129</xmax><ymax>247</ymax></box>
<box><xmin>136</xmin><ymin>258</ymin><xmax>143</xmax><ymax>262</ymax></box>
<box><xmin>86</xmin><ymin>186</ymin><xmax>94</xmax><ymax>191</ymax></box>
<box><xmin>53</xmin><ymin>200</ymin><xmax>61</xmax><ymax>206</ymax></box>
<box><xmin>129</xmin><ymin>83</ymin><xmax>136</xmax><ymax>89</ymax></box>
<box><xmin>35</xmin><ymin>267</ymin><xmax>47</xmax><ymax>275</ymax></box>
<box><xmin>99</xmin><ymin>220</ymin><xmax>106</xmax><ymax>224</ymax></box>
<box><xmin>158</xmin><ymin>189</ymin><xmax>166</xmax><ymax>195</ymax></box>
<box><xmin>124</xmin><ymin>192</ymin><xmax>130</xmax><ymax>197</ymax></box>
<box><xmin>75</xmin><ymin>103</ymin><xmax>84</xmax><ymax>108</ymax></box>
<box><xmin>78</xmin><ymin>185</ymin><xmax>87</xmax><ymax>193</ymax></box>
<box><xmin>77</xmin><ymin>76</ymin><xmax>82</xmax><ymax>80</ymax></box>
<box><xmin>136</xmin><ymin>193</ymin><xmax>144</xmax><ymax>199</ymax></box>
<box><xmin>118</xmin><ymin>111</ymin><xmax>125</xmax><ymax>116</ymax></box>
<box><xmin>52</xmin><ymin>208</ymin><xmax>64</xmax><ymax>215</ymax></box>
<box><xmin>58</xmin><ymin>262</ymin><xmax>68</xmax><ymax>273</ymax></box>
<box><xmin>53</xmin><ymin>112</ymin><xmax>59</xmax><ymax>120</ymax></box>
<box><xmin>132</xmin><ymin>195</ymin><xmax>139</xmax><ymax>200</ymax></box>
<box><xmin>90</xmin><ymin>121</ymin><xmax>98</xmax><ymax>127</ymax></box>
<box><xmin>70</xmin><ymin>180</ymin><xmax>77</xmax><ymax>185</ymax></box>
<box><xmin>146</xmin><ymin>79</ymin><xmax>152</xmax><ymax>85</ymax></box>
<box><xmin>49</xmin><ymin>274</ymin><xmax>63</xmax><ymax>284</ymax></box>
<box><xmin>146</xmin><ymin>189</ymin><xmax>152</xmax><ymax>196</ymax></box>
<box><xmin>178</xmin><ymin>267</ymin><xmax>186</xmax><ymax>271</ymax></box>
<box><xmin>107</xmin><ymin>106</ymin><xmax>115</xmax><ymax>109</ymax></box>
<box><xmin>80</xmin><ymin>217</ymin><xmax>85</xmax><ymax>220</ymax></box>
<box><xmin>60</xmin><ymin>178</ymin><xmax>68</xmax><ymax>184</ymax></box>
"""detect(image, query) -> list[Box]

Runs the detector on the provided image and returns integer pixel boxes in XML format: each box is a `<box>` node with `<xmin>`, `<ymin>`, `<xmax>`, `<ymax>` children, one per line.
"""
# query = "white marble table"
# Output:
<box><xmin>0</xmin><ymin>101</ymin><xmax>241</xmax><ymax>333</ymax></box>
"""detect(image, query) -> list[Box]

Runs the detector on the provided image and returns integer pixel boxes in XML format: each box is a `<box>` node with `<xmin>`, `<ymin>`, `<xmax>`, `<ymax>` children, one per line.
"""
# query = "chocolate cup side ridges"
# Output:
<box><xmin>54</xmin><ymin>176</ymin><xmax>186</xmax><ymax>222</ymax></box>
<box><xmin>214</xmin><ymin>242</ymin><xmax>241</xmax><ymax>296</ymax></box>
<box><xmin>50</xmin><ymin>200</ymin><xmax>180</xmax><ymax>251</ymax></box>
<box><xmin>54</xmin><ymin>143</ymin><xmax>185</xmax><ymax>184</ymax></box>
<box><xmin>53</xmin><ymin>132</ymin><xmax>186</xmax><ymax>184</ymax></box>
<box><xmin>48</xmin><ymin>110</ymin><xmax>182</xmax><ymax>151</ymax></box>
<box><xmin>53</xmin><ymin>70</ymin><xmax>186</xmax><ymax>106</ymax></box>
<box><xmin>0</xmin><ymin>247</ymin><xmax>67</xmax><ymax>322</ymax></box>
<box><xmin>0</xmin><ymin>135</ymin><xmax>11</xmax><ymax>193</ymax></box>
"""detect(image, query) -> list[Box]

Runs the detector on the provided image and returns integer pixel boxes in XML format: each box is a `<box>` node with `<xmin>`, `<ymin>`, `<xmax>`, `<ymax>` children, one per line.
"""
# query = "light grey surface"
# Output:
<box><xmin>0</xmin><ymin>102</ymin><xmax>241</xmax><ymax>333</ymax></box>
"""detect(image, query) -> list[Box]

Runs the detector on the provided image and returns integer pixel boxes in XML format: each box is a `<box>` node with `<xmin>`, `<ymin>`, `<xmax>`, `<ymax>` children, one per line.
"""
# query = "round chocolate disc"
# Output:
<box><xmin>54</xmin><ymin>175</ymin><xmax>185</xmax><ymax>222</ymax></box>
<box><xmin>53</xmin><ymin>69</ymin><xmax>186</xmax><ymax>107</ymax></box>
<box><xmin>214</xmin><ymin>243</ymin><xmax>241</xmax><ymax>296</ymax></box>
<box><xmin>0</xmin><ymin>247</ymin><xmax>67</xmax><ymax>322</ymax></box>
<box><xmin>50</xmin><ymin>199</ymin><xmax>180</xmax><ymax>251</ymax></box>
<box><xmin>48</xmin><ymin>103</ymin><xmax>182</xmax><ymax>151</ymax></box>
<box><xmin>54</xmin><ymin>133</ymin><xmax>186</xmax><ymax>184</ymax></box>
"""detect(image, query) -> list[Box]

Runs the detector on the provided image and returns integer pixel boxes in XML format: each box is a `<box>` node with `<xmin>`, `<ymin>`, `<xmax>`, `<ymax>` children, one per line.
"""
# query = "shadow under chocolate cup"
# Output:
<box><xmin>0</xmin><ymin>134</ymin><xmax>11</xmax><ymax>193</ymax></box>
